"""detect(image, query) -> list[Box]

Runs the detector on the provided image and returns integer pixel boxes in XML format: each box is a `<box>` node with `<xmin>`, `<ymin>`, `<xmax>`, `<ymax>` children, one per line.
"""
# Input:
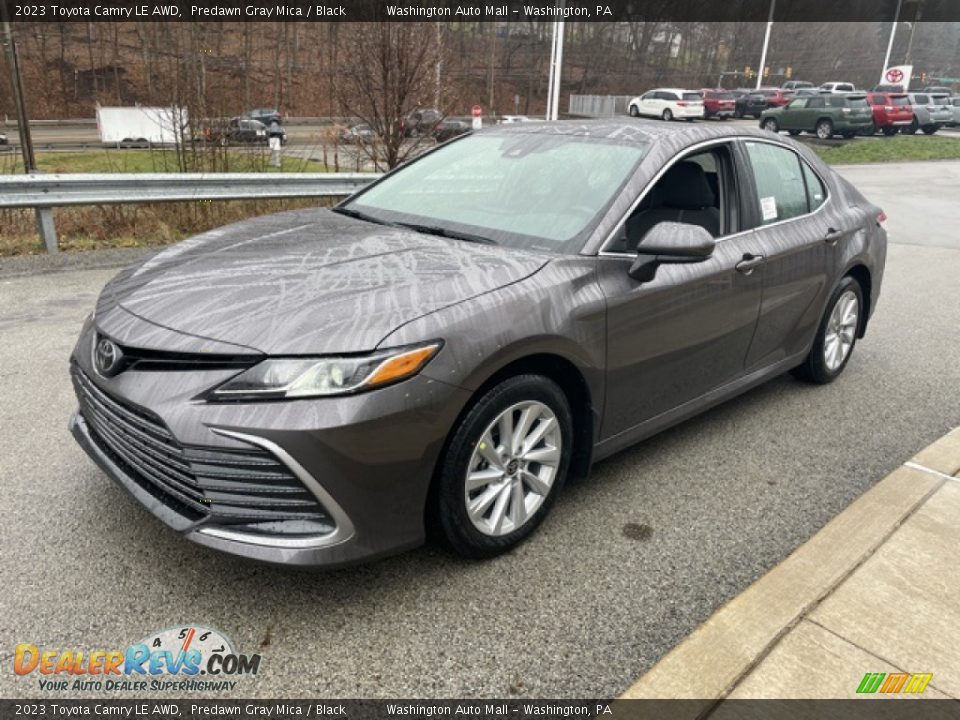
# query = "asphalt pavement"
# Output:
<box><xmin>1</xmin><ymin>163</ymin><xmax>959</xmax><ymax>699</ymax></box>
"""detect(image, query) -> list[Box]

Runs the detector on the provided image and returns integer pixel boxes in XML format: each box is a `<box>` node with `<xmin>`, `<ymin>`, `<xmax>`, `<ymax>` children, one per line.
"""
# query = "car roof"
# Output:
<box><xmin>479</xmin><ymin>118</ymin><xmax>786</xmax><ymax>147</ymax></box>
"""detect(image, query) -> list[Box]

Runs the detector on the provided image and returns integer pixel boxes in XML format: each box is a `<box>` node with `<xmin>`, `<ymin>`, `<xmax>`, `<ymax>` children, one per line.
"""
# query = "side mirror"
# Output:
<box><xmin>628</xmin><ymin>222</ymin><xmax>716</xmax><ymax>282</ymax></box>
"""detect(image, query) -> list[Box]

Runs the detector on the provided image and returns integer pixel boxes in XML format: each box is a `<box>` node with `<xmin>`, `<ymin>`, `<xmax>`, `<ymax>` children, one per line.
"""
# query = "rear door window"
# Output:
<box><xmin>744</xmin><ymin>142</ymin><xmax>810</xmax><ymax>226</ymax></box>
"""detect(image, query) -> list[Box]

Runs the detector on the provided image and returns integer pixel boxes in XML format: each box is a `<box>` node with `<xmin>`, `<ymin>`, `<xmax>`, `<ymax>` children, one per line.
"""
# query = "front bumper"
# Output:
<box><xmin>69</xmin><ymin>323</ymin><xmax>473</xmax><ymax>567</ymax></box>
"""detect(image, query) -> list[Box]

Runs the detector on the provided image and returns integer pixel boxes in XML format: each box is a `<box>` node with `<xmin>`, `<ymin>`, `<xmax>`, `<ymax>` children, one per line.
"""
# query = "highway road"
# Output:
<box><xmin>1</xmin><ymin>162</ymin><xmax>958</xmax><ymax>700</ymax></box>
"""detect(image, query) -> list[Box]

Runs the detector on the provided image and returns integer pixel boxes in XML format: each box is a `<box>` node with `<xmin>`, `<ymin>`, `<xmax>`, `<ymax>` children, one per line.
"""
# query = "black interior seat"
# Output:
<box><xmin>627</xmin><ymin>161</ymin><xmax>721</xmax><ymax>249</ymax></box>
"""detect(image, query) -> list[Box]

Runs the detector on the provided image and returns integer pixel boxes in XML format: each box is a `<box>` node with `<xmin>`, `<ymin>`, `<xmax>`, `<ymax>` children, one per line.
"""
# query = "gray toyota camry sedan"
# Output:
<box><xmin>70</xmin><ymin>121</ymin><xmax>886</xmax><ymax>567</ymax></box>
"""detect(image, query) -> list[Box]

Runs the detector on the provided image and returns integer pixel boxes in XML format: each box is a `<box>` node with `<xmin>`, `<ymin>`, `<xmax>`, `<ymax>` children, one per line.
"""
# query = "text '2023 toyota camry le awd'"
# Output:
<box><xmin>70</xmin><ymin>121</ymin><xmax>886</xmax><ymax>567</ymax></box>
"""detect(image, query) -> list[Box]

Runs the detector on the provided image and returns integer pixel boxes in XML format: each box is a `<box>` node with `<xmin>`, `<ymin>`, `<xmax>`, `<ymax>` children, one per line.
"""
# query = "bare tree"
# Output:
<box><xmin>331</xmin><ymin>22</ymin><xmax>449</xmax><ymax>170</ymax></box>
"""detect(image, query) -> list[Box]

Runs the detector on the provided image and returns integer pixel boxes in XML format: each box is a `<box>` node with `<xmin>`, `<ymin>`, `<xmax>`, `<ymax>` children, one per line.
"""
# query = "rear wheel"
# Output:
<box><xmin>762</xmin><ymin>118</ymin><xmax>779</xmax><ymax>132</ymax></box>
<box><xmin>902</xmin><ymin>118</ymin><xmax>919</xmax><ymax>135</ymax></box>
<box><xmin>662</xmin><ymin>108</ymin><xmax>673</xmax><ymax>122</ymax></box>
<box><xmin>788</xmin><ymin>129</ymin><xmax>801</xmax><ymax>136</ymax></box>
<box><xmin>882</xmin><ymin>126</ymin><xmax>898</xmax><ymax>136</ymax></box>
<box><xmin>815</xmin><ymin>119</ymin><xmax>834</xmax><ymax>139</ymax></box>
<box><xmin>921</xmin><ymin>125</ymin><xmax>939</xmax><ymax>135</ymax></box>
<box><xmin>435</xmin><ymin>375</ymin><xmax>573</xmax><ymax>558</ymax></box>
<box><xmin>792</xmin><ymin>276</ymin><xmax>863</xmax><ymax>385</ymax></box>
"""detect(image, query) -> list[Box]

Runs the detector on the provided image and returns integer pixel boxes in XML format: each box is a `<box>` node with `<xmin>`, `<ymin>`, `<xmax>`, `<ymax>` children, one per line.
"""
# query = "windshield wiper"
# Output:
<box><xmin>394</xmin><ymin>222</ymin><xmax>496</xmax><ymax>245</ymax></box>
<box><xmin>332</xmin><ymin>206</ymin><xmax>395</xmax><ymax>227</ymax></box>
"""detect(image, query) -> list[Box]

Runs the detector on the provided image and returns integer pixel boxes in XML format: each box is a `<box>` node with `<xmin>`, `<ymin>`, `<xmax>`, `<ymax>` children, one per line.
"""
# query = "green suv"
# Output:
<box><xmin>759</xmin><ymin>94</ymin><xmax>873</xmax><ymax>138</ymax></box>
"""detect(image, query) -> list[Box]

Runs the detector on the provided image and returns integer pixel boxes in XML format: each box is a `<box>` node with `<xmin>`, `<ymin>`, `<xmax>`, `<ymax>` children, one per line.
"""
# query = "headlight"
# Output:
<box><xmin>208</xmin><ymin>343</ymin><xmax>441</xmax><ymax>401</ymax></box>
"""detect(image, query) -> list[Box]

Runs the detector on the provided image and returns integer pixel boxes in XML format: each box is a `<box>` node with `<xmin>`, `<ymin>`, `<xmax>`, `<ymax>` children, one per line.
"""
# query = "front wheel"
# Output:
<box><xmin>662</xmin><ymin>109</ymin><xmax>673</xmax><ymax>121</ymax></box>
<box><xmin>921</xmin><ymin>125</ymin><xmax>939</xmax><ymax>135</ymax></box>
<box><xmin>882</xmin><ymin>127</ymin><xmax>898</xmax><ymax>136</ymax></box>
<box><xmin>762</xmin><ymin>118</ymin><xmax>779</xmax><ymax>132</ymax></box>
<box><xmin>791</xmin><ymin>276</ymin><xmax>863</xmax><ymax>384</ymax></box>
<box><xmin>629</xmin><ymin>105</ymin><xmax>640</xmax><ymax>117</ymax></box>
<box><xmin>435</xmin><ymin>375</ymin><xmax>573</xmax><ymax>558</ymax></box>
<box><xmin>902</xmin><ymin>118</ymin><xmax>919</xmax><ymax>135</ymax></box>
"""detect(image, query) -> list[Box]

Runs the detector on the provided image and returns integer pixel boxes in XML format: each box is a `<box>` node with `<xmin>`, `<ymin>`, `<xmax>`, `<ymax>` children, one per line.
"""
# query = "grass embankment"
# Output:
<box><xmin>0</xmin><ymin>149</ymin><xmax>335</xmax><ymax>256</ymax></box>
<box><xmin>0</xmin><ymin>148</ymin><xmax>329</xmax><ymax>174</ymax></box>
<box><xmin>814</xmin><ymin>134</ymin><xmax>960</xmax><ymax>164</ymax></box>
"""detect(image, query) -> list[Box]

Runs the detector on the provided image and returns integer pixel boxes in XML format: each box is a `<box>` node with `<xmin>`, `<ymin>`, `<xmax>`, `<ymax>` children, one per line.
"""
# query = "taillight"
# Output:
<box><xmin>677</xmin><ymin>101</ymin><xmax>688</xmax><ymax>107</ymax></box>
<box><xmin>877</xmin><ymin>211</ymin><xmax>887</xmax><ymax>227</ymax></box>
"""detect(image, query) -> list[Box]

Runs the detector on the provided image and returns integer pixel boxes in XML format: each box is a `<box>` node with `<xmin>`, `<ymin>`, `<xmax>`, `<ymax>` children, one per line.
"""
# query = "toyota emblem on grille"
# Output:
<box><xmin>94</xmin><ymin>337</ymin><xmax>123</xmax><ymax>376</ymax></box>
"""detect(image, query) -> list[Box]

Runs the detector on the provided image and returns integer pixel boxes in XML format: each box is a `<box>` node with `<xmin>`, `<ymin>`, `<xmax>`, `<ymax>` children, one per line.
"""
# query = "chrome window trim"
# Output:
<box><xmin>199</xmin><ymin>427</ymin><xmax>356</xmax><ymax>549</ymax></box>
<box><xmin>597</xmin><ymin>134</ymin><xmax>832</xmax><ymax>258</ymax></box>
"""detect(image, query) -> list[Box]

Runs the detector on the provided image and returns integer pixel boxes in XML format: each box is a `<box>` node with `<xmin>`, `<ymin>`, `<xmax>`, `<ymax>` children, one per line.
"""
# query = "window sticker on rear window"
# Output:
<box><xmin>761</xmin><ymin>196</ymin><xmax>778</xmax><ymax>221</ymax></box>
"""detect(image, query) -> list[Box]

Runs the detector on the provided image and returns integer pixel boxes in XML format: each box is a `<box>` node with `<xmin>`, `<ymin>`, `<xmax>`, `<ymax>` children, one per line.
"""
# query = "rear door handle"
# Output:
<box><xmin>735</xmin><ymin>254</ymin><xmax>765</xmax><ymax>275</ymax></box>
<box><xmin>824</xmin><ymin>227</ymin><xmax>844</xmax><ymax>244</ymax></box>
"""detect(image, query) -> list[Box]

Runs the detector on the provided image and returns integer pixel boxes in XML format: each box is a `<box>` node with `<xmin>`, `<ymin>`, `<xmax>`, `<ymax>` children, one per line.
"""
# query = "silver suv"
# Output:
<box><xmin>904</xmin><ymin>93</ymin><xmax>954</xmax><ymax>134</ymax></box>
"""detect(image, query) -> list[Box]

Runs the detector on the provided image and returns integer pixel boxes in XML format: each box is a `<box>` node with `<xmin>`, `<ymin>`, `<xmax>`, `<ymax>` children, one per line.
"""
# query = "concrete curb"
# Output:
<box><xmin>621</xmin><ymin>426</ymin><xmax>960</xmax><ymax>706</ymax></box>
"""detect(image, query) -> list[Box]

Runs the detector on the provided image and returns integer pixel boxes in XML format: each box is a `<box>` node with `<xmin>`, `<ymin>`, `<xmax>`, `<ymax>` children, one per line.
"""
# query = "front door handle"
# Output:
<box><xmin>824</xmin><ymin>227</ymin><xmax>844</xmax><ymax>244</ymax></box>
<box><xmin>735</xmin><ymin>254</ymin><xmax>765</xmax><ymax>275</ymax></box>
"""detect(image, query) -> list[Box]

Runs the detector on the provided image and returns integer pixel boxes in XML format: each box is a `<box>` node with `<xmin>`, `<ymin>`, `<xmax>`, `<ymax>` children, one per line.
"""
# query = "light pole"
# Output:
<box><xmin>755</xmin><ymin>0</ymin><xmax>776</xmax><ymax>91</ymax></box>
<box><xmin>880</xmin><ymin>0</ymin><xmax>903</xmax><ymax>82</ymax></box>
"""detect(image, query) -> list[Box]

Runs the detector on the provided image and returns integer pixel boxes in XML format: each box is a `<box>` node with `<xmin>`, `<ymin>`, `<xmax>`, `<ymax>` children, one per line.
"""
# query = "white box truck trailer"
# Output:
<box><xmin>96</xmin><ymin>105</ymin><xmax>187</xmax><ymax>148</ymax></box>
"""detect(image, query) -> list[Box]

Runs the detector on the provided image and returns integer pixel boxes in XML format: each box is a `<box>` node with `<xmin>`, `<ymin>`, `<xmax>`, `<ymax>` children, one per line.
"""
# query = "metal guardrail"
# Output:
<box><xmin>568</xmin><ymin>95</ymin><xmax>636</xmax><ymax>118</ymax></box>
<box><xmin>0</xmin><ymin>172</ymin><xmax>381</xmax><ymax>253</ymax></box>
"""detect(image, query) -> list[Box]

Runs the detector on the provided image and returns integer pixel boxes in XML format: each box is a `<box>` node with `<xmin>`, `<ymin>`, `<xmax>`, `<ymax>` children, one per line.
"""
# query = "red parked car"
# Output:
<box><xmin>866</xmin><ymin>92</ymin><xmax>914</xmax><ymax>136</ymax></box>
<box><xmin>699</xmin><ymin>89</ymin><xmax>737</xmax><ymax>119</ymax></box>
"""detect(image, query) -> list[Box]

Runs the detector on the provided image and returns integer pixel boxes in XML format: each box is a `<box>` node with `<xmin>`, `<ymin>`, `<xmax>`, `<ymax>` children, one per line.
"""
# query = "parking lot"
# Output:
<box><xmin>1</xmin><ymin>161</ymin><xmax>959</xmax><ymax>699</ymax></box>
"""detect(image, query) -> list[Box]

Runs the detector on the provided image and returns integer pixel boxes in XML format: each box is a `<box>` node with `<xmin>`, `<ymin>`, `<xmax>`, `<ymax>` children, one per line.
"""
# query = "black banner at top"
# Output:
<box><xmin>3</xmin><ymin>0</ymin><xmax>960</xmax><ymax>23</ymax></box>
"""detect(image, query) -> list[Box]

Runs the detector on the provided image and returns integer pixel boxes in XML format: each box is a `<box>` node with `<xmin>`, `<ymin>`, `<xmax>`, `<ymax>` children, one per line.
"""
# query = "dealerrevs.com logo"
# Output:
<box><xmin>14</xmin><ymin>625</ymin><xmax>261</xmax><ymax>692</ymax></box>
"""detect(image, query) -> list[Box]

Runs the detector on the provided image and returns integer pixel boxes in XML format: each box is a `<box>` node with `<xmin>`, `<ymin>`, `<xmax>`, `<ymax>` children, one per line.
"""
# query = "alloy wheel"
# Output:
<box><xmin>824</xmin><ymin>290</ymin><xmax>859</xmax><ymax>372</ymax></box>
<box><xmin>816</xmin><ymin>120</ymin><xmax>832</xmax><ymax>139</ymax></box>
<box><xmin>464</xmin><ymin>401</ymin><xmax>562</xmax><ymax>537</ymax></box>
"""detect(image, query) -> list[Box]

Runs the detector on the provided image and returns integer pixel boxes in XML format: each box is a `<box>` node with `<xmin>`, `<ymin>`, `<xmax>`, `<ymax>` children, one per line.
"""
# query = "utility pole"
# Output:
<box><xmin>1</xmin><ymin>11</ymin><xmax>37</xmax><ymax>173</ymax></box>
<box><xmin>880</xmin><ymin>0</ymin><xmax>903</xmax><ymax>82</ymax></box>
<box><xmin>1</xmin><ymin>10</ymin><xmax>56</xmax><ymax>252</ymax></box>
<box><xmin>755</xmin><ymin>0</ymin><xmax>775</xmax><ymax>91</ymax></box>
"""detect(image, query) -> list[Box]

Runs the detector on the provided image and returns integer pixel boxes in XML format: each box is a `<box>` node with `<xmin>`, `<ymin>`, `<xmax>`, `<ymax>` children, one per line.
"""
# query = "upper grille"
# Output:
<box><xmin>71</xmin><ymin>365</ymin><xmax>334</xmax><ymax>537</ymax></box>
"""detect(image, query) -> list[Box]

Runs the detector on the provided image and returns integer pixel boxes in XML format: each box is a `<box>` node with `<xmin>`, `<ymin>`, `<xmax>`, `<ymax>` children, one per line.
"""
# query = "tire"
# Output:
<box><xmin>815</xmin><ymin>119</ymin><xmax>834</xmax><ymax>139</ymax></box>
<box><xmin>902</xmin><ymin>118</ymin><xmax>919</xmax><ymax>135</ymax></box>
<box><xmin>762</xmin><ymin>118</ymin><xmax>779</xmax><ymax>132</ymax></box>
<box><xmin>435</xmin><ymin>374</ymin><xmax>573</xmax><ymax>559</ymax></box>
<box><xmin>882</xmin><ymin>127</ymin><xmax>898</xmax><ymax>136</ymax></box>
<box><xmin>629</xmin><ymin>105</ymin><xmax>640</xmax><ymax>117</ymax></box>
<box><xmin>791</xmin><ymin>276</ymin><xmax>864</xmax><ymax>385</ymax></box>
<box><xmin>734</xmin><ymin>108</ymin><xmax>744</xmax><ymax>119</ymax></box>
<box><xmin>662</xmin><ymin>109</ymin><xmax>673</xmax><ymax>122</ymax></box>
<box><xmin>788</xmin><ymin>129</ymin><xmax>801</xmax><ymax>136</ymax></box>
<box><xmin>921</xmin><ymin>125</ymin><xmax>938</xmax><ymax>135</ymax></box>
<box><xmin>842</xmin><ymin>131</ymin><xmax>856</xmax><ymax>139</ymax></box>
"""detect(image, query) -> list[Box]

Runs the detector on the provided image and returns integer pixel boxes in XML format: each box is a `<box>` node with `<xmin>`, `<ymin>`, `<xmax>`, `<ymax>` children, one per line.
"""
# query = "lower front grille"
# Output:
<box><xmin>71</xmin><ymin>365</ymin><xmax>335</xmax><ymax>537</ymax></box>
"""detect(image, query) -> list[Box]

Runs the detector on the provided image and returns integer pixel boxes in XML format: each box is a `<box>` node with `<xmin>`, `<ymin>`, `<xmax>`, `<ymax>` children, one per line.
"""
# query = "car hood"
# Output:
<box><xmin>95</xmin><ymin>208</ymin><xmax>551</xmax><ymax>355</ymax></box>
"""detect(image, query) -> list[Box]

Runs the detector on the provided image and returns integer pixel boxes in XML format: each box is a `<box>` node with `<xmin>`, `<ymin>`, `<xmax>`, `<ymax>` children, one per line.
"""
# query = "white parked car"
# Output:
<box><xmin>627</xmin><ymin>88</ymin><xmax>704</xmax><ymax>121</ymax></box>
<box><xmin>819</xmin><ymin>82</ymin><xmax>857</xmax><ymax>94</ymax></box>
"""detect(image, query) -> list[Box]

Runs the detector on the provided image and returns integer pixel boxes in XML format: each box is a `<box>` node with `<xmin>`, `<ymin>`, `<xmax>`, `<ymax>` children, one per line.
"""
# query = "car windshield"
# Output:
<box><xmin>342</xmin><ymin>133</ymin><xmax>650</xmax><ymax>254</ymax></box>
<box><xmin>682</xmin><ymin>93</ymin><xmax>702</xmax><ymax>102</ymax></box>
